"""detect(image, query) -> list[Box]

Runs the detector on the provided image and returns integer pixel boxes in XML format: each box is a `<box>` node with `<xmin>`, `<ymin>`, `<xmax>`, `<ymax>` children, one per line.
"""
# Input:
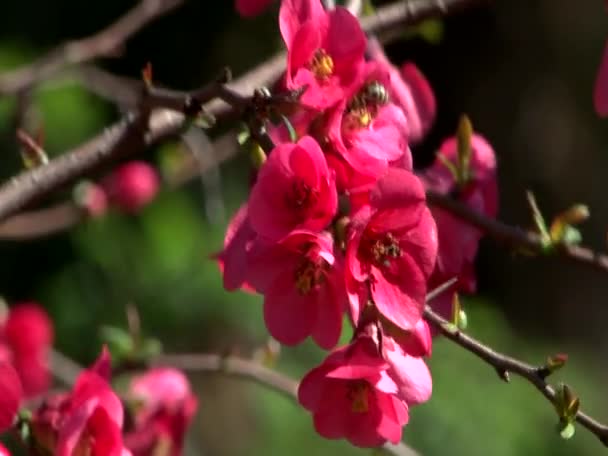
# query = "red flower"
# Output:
<box><xmin>125</xmin><ymin>368</ymin><xmax>197</xmax><ymax>456</ymax></box>
<box><xmin>247</xmin><ymin>230</ymin><xmax>345</xmax><ymax>349</ymax></box>
<box><xmin>346</xmin><ymin>168</ymin><xmax>437</xmax><ymax>331</ymax></box>
<box><xmin>279</xmin><ymin>0</ymin><xmax>366</xmax><ymax>110</ymax></box>
<box><xmin>103</xmin><ymin>161</ymin><xmax>159</xmax><ymax>214</ymax></box>
<box><xmin>421</xmin><ymin>134</ymin><xmax>497</xmax><ymax>309</ymax></box>
<box><xmin>0</xmin><ymin>362</ymin><xmax>22</xmax><ymax>433</ymax></box>
<box><xmin>326</xmin><ymin>63</ymin><xmax>411</xmax><ymax>184</ymax></box>
<box><xmin>248</xmin><ymin>136</ymin><xmax>337</xmax><ymax>242</ymax></box>
<box><xmin>235</xmin><ymin>0</ymin><xmax>273</xmax><ymax>17</ymax></box>
<box><xmin>31</xmin><ymin>347</ymin><xmax>131</xmax><ymax>456</ymax></box>
<box><xmin>298</xmin><ymin>334</ymin><xmax>409</xmax><ymax>447</ymax></box>
<box><xmin>2</xmin><ymin>302</ymin><xmax>53</xmax><ymax>397</ymax></box>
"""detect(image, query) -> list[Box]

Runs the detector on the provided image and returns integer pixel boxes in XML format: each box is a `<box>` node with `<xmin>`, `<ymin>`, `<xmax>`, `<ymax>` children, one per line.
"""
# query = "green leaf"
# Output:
<box><xmin>558</xmin><ymin>421</ymin><xmax>575</xmax><ymax>440</ymax></box>
<box><xmin>99</xmin><ymin>325</ymin><xmax>134</xmax><ymax>360</ymax></box>
<box><xmin>279</xmin><ymin>114</ymin><xmax>298</xmax><ymax>142</ymax></box>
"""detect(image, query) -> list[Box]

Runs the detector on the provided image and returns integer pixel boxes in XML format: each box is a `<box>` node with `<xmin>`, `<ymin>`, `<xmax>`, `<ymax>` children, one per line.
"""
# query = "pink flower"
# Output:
<box><xmin>326</xmin><ymin>63</ymin><xmax>412</xmax><ymax>183</ymax></box>
<box><xmin>103</xmin><ymin>161</ymin><xmax>159</xmax><ymax>214</ymax></box>
<box><xmin>0</xmin><ymin>362</ymin><xmax>22</xmax><ymax>433</ymax></box>
<box><xmin>382</xmin><ymin>331</ymin><xmax>432</xmax><ymax>406</ymax></box>
<box><xmin>279</xmin><ymin>0</ymin><xmax>366</xmax><ymax>109</ymax></box>
<box><xmin>421</xmin><ymin>133</ymin><xmax>497</xmax><ymax>320</ymax></box>
<box><xmin>235</xmin><ymin>0</ymin><xmax>273</xmax><ymax>17</ymax></box>
<box><xmin>246</xmin><ymin>230</ymin><xmax>345</xmax><ymax>349</ymax></box>
<box><xmin>2</xmin><ymin>302</ymin><xmax>53</xmax><ymax>397</ymax></box>
<box><xmin>367</xmin><ymin>38</ymin><xmax>436</xmax><ymax>144</ymax></box>
<box><xmin>346</xmin><ymin>168</ymin><xmax>437</xmax><ymax>331</ymax></box>
<box><xmin>298</xmin><ymin>334</ymin><xmax>409</xmax><ymax>447</ymax></box>
<box><xmin>248</xmin><ymin>136</ymin><xmax>337</xmax><ymax>242</ymax></box>
<box><xmin>31</xmin><ymin>347</ymin><xmax>131</xmax><ymax>456</ymax></box>
<box><xmin>216</xmin><ymin>204</ymin><xmax>258</xmax><ymax>292</ymax></box>
<box><xmin>421</xmin><ymin>134</ymin><xmax>497</xmax><ymax>290</ymax></box>
<box><xmin>125</xmin><ymin>368</ymin><xmax>197</xmax><ymax>456</ymax></box>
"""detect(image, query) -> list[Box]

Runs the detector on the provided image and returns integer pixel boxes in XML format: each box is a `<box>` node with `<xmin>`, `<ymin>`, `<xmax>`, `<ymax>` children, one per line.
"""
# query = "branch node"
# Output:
<box><xmin>495</xmin><ymin>367</ymin><xmax>510</xmax><ymax>382</ymax></box>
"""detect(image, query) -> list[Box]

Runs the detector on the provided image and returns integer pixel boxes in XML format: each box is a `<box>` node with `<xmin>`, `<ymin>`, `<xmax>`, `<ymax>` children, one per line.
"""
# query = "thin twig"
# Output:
<box><xmin>423</xmin><ymin>305</ymin><xmax>608</xmax><ymax>446</ymax></box>
<box><xmin>0</xmin><ymin>0</ymin><xmax>184</xmax><ymax>95</ymax></box>
<box><xmin>426</xmin><ymin>190</ymin><xmax>608</xmax><ymax>274</ymax></box>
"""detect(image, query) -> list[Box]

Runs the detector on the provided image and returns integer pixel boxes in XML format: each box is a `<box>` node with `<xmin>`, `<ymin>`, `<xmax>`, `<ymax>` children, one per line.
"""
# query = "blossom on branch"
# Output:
<box><xmin>103</xmin><ymin>161</ymin><xmax>159</xmax><ymax>214</ymax></box>
<box><xmin>279</xmin><ymin>0</ymin><xmax>366</xmax><ymax>110</ymax></box>
<box><xmin>125</xmin><ymin>367</ymin><xmax>197</xmax><ymax>456</ymax></box>
<box><xmin>31</xmin><ymin>347</ymin><xmax>131</xmax><ymax>456</ymax></box>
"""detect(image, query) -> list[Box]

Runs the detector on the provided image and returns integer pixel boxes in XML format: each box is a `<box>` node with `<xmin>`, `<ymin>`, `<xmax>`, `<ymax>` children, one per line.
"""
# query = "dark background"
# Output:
<box><xmin>0</xmin><ymin>0</ymin><xmax>607</xmax><ymax>454</ymax></box>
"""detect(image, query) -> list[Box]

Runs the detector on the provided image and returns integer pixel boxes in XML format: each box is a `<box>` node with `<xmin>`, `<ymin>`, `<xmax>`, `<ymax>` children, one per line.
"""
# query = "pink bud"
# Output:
<box><xmin>103</xmin><ymin>161</ymin><xmax>159</xmax><ymax>213</ymax></box>
<box><xmin>75</xmin><ymin>182</ymin><xmax>108</xmax><ymax>218</ymax></box>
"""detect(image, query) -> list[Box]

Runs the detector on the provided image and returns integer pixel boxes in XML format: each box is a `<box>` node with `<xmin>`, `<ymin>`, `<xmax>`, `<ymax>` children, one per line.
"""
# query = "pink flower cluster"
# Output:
<box><xmin>0</xmin><ymin>302</ymin><xmax>197</xmax><ymax>456</ymax></box>
<box><xmin>222</xmin><ymin>0</ymin><xmax>499</xmax><ymax>448</ymax></box>
<box><xmin>222</xmin><ymin>0</ymin><xmax>434</xmax><ymax>447</ymax></box>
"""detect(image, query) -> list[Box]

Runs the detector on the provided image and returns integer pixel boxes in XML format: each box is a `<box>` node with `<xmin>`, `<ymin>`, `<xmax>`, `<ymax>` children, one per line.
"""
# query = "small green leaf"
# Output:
<box><xmin>279</xmin><ymin>114</ymin><xmax>298</xmax><ymax>142</ymax></box>
<box><xmin>456</xmin><ymin>115</ymin><xmax>473</xmax><ymax>184</ymax></box>
<box><xmin>99</xmin><ymin>325</ymin><xmax>134</xmax><ymax>360</ymax></box>
<box><xmin>558</xmin><ymin>421</ymin><xmax>576</xmax><ymax>440</ymax></box>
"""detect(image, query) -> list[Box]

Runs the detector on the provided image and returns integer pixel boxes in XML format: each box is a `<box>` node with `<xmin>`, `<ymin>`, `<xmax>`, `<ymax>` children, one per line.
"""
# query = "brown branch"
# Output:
<box><xmin>426</xmin><ymin>190</ymin><xmax>608</xmax><ymax>274</ymax></box>
<box><xmin>0</xmin><ymin>0</ymin><xmax>184</xmax><ymax>95</ymax></box>
<box><xmin>423</xmin><ymin>305</ymin><xmax>608</xmax><ymax>447</ymax></box>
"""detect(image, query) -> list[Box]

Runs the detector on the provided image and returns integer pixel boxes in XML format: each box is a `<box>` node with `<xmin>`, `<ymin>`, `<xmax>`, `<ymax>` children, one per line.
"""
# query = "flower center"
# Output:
<box><xmin>363</xmin><ymin>232</ymin><xmax>402</xmax><ymax>269</ymax></box>
<box><xmin>347</xmin><ymin>380</ymin><xmax>370</xmax><ymax>413</ymax></box>
<box><xmin>309</xmin><ymin>49</ymin><xmax>334</xmax><ymax>79</ymax></box>
<box><xmin>288</xmin><ymin>180</ymin><xmax>318</xmax><ymax>211</ymax></box>
<box><xmin>294</xmin><ymin>255</ymin><xmax>327</xmax><ymax>295</ymax></box>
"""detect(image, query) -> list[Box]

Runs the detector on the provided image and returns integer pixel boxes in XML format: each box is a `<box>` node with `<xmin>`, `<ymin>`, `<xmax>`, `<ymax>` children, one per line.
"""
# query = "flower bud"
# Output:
<box><xmin>103</xmin><ymin>161</ymin><xmax>159</xmax><ymax>213</ymax></box>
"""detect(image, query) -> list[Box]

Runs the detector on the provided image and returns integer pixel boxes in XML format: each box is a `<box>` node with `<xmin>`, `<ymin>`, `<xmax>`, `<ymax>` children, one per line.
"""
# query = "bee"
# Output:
<box><xmin>362</xmin><ymin>80</ymin><xmax>390</xmax><ymax>106</ymax></box>
<box><xmin>347</xmin><ymin>80</ymin><xmax>390</xmax><ymax>113</ymax></box>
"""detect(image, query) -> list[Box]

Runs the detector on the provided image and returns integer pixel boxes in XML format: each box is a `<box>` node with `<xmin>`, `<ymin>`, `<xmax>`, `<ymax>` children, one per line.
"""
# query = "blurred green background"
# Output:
<box><xmin>0</xmin><ymin>0</ymin><xmax>607</xmax><ymax>454</ymax></box>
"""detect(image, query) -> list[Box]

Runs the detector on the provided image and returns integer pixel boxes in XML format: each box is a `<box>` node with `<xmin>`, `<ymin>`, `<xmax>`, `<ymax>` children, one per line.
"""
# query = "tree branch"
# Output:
<box><xmin>426</xmin><ymin>190</ymin><xmax>608</xmax><ymax>274</ymax></box>
<box><xmin>0</xmin><ymin>0</ymin><xmax>184</xmax><ymax>95</ymax></box>
<box><xmin>423</xmin><ymin>305</ymin><xmax>608</xmax><ymax>446</ymax></box>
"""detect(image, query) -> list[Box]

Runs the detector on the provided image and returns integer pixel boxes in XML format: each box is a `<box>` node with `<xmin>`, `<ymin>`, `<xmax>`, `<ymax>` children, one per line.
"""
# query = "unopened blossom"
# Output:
<box><xmin>103</xmin><ymin>161</ymin><xmax>159</xmax><ymax>214</ymax></box>
<box><xmin>0</xmin><ymin>362</ymin><xmax>22</xmax><ymax>433</ymax></box>
<box><xmin>421</xmin><ymin>133</ymin><xmax>497</xmax><ymax>317</ymax></box>
<box><xmin>248</xmin><ymin>136</ymin><xmax>337</xmax><ymax>242</ymax></box>
<box><xmin>279</xmin><ymin>0</ymin><xmax>366</xmax><ymax>109</ymax></box>
<box><xmin>367</xmin><ymin>38</ymin><xmax>436</xmax><ymax>144</ymax></box>
<box><xmin>2</xmin><ymin>302</ymin><xmax>53</xmax><ymax>397</ymax></box>
<box><xmin>247</xmin><ymin>230</ymin><xmax>345</xmax><ymax>349</ymax></box>
<box><xmin>346</xmin><ymin>168</ymin><xmax>437</xmax><ymax>331</ymax></box>
<box><xmin>298</xmin><ymin>333</ymin><xmax>409</xmax><ymax>447</ymax></box>
<box><xmin>125</xmin><ymin>367</ymin><xmax>197</xmax><ymax>456</ymax></box>
<box><xmin>31</xmin><ymin>347</ymin><xmax>131</xmax><ymax>456</ymax></box>
<box><xmin>235</xmin><ymin>0</ymin><xmax>273</xmax><ymax>17</ymax></box>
